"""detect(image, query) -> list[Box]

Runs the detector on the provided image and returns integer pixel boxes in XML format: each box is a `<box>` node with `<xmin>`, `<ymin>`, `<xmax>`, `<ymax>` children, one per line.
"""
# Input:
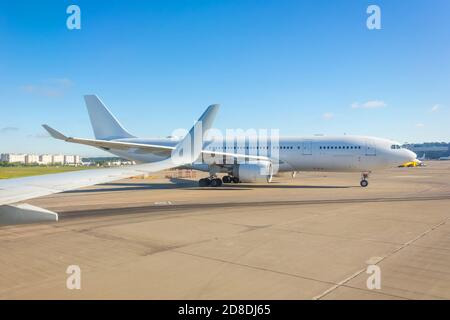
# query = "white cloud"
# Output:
<box><xmin>322</xmin><ymin>112</ymin><xmax>334</xmax><ymax>120</ymax></box>
<box><xmin>351</xmin><ymin>100</ymin><xmax>387</xmax><ymax>109</ymax></box>
<box><xmin>416</xmin><ymin>123</ymin><xmax>425</xmax><ymax>128</ymax></box>
<box><xmin>0</xmin><ymin>126</ymin><xmax>19</xmax><ymax>133</ymax></box>
<box><xmin>431</xmin><ymin>104</ymin><xmax>441</xmax><ymax>112</ymax></box>
<box><xmin>53</xmin><ymin>78</ymin><xmax>73</xmax><ymax>87</ymax></box>
<box><xmin>27</xmin><ymin>132</ymin><xmax>51</xmax><ymax>139</ymax></box>
<box><xmin>21</xmin><ymin>78</ymin><xmax>73</xmax><ymax>98</ymax></box>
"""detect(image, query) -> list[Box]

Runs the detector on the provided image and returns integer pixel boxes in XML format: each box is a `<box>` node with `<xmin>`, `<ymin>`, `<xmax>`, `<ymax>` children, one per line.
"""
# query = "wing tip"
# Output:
<box><xmin>208</xmin><ymin>103</ymin><xmax>220</xmax><ymax>111</ymax></box>
<box><xmin>42</xmin><ymin>124</ymin><xmax>68</xmax><ymax>140</ymax></box>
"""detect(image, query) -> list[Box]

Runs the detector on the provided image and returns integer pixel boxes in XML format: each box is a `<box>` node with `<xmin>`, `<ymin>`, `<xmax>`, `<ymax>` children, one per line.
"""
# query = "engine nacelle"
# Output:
<box><xmin>233</xmin><ymin>162</ymin><xmax>273</xmax><ymax>183</ymax></box>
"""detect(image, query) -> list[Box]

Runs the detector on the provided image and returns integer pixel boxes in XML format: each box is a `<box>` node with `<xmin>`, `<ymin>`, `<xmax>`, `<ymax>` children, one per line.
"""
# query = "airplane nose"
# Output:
<box><xmin>408</xmin><ymin>150</ymin><xmax>417</xmax><ymax>161</ymax></box>
<box><xmin>402</xmin><ymin>149</ymin><xmax>416</xmax><ymax>162</ymax></box>
<box><xmin>394</xmin><ymin>149</ymin><xmax>417</xmax><ymax>165</ymax></box>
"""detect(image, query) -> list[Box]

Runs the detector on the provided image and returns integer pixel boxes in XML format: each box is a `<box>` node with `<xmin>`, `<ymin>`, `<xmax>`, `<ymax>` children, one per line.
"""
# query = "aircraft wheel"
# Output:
<box><xmin>232</xmin><ymin>177</ymin><xmax>240</xmax><ymax>183</ymax></box>
<box><xmin>210</xmin><ymin>178</ymin><xmax>222</xmax><ymax>187</ymax></box>
<box><xmin>199</xmin><ymin>178</ymin><xmax>210</xmax><ymax>187</ymax></box>
<box><xmin>222</xmin><ymin>176</ymin><xmax>231</xmax><ymax>183</ymax></box>
<box><xmin>360</xmin><ymin>179</ymin><xmax>369</xmax><ymax>187</ymax></box>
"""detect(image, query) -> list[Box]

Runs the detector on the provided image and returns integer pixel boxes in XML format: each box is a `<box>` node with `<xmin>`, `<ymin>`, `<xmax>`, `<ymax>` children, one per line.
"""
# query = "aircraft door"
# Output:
<box><xmin>365</xmin><ymin>140</ymin><xmax>376</xmax><ymax>156</ymax></box>
<box><xmin>302</xmin><ymin>141</ymin><xmax>313</xmax><ymax>155</ymax></box>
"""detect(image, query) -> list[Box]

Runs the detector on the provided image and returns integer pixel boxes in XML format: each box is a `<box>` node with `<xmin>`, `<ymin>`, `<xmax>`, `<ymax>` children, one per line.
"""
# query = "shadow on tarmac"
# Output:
<box><xmin>63</xmin><ymin>178</ymin><xmax>351</xmax><ymax>194</ymax></box>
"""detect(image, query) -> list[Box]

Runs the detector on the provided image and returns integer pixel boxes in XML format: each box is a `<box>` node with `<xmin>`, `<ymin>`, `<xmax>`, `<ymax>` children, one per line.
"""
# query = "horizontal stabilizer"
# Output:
<box><xmin>43</xmin><ymin>125</ymin><xmax>174</xmax><ymax>155</ymax></box>
<box><xmin>42</xmin><ymin>124</ymin><xmax>68</xmax><ymax>140</ymax></box>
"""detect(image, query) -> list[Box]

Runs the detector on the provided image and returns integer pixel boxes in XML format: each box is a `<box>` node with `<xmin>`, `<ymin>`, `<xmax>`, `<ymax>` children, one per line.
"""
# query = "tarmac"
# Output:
<box><xmin>1</xmin><ymin>161</ymin><xmax>449</xmax><ymax>299</ymax></box>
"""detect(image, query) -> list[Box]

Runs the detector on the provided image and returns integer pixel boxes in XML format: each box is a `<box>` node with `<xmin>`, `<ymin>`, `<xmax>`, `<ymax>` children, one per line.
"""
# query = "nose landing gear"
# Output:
<box><xmin>360</xmin><ymin>172</ymin><xmax>369</xmax><ymax>187</ymax></box>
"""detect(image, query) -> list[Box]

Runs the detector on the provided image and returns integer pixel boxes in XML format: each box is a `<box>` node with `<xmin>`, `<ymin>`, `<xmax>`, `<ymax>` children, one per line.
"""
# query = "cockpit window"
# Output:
<box><xmin>391</xmin><ymin>144</ymin><xmax>401</xmax><ymax>149</ymax></box>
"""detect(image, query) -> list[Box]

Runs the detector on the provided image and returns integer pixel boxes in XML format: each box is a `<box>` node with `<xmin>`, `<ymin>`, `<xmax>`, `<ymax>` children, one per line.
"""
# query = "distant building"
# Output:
<box><xmin>406</xmin><ymin>146</ymin><xmax>448</xmax><ymax>152</ymax></box>
<box><xmin>39</xmin><ymin>154</ymin><xmax>53</xmax><ymax>165</ymax></box>
<box><xmin>1</xmin><ymin>153</ymin><xmax>26</xmax><ymax>163</ymax></box>
<box><xmin>25</xmin><ymin>154</ymin><xmax>39</xmax><ymax>164</ymax></box>
<box><xmin>403</xmin><ymin>143</ymin><xmax>450</xmax><ymax>159</ymax></box>
<box><xmin>64</xmin><ymin>155</ymin><xmax>82</xmax><ymax>165</ymax></box>
<box><xmin>106</xmin><ymin>160</ymin><xmax>122</xmax><ymax>166</ymax></box>
<box><xmin>1</xmin><ymin>153</ymin><xmax>83</xmax><ymax>165</ymax></box>
<box><xmin>52</xmin><ymin>154</ymin><xmax>64</xmax><ymax>164</ymax></box>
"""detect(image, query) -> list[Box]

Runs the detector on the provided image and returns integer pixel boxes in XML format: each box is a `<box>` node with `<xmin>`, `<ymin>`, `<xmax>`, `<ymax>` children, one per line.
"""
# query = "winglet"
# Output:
<box><xmin>171</xmin><ymin>104</ymin><xmax>220</xmax><ymax>165</ymax></box>
<box><xmin>42</xmin><ymin>124</ymin><xmax>68</xmax><ymax>141</ymax></box>
<box><xmin>196</xmin><ymin>104</ymin><xmax>220</xmax><ymax>134</ymax></box>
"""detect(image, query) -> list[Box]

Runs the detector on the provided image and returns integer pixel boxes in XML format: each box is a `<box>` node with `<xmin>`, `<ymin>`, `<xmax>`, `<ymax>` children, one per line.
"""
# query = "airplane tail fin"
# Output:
<box><xmin>84</xmin><ymin>95</ymin><xmax>135</xmax><ymax>140</ymax></box>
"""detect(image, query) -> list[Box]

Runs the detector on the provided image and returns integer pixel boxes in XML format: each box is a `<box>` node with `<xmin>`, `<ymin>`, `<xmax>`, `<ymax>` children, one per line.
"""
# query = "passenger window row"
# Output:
<box><xmin>207</xmin><ymin>145</ymin><xmax>362</xmax><ymax>151</ymax></box>
<box><xmin>319</xmin><ymin>146</ymin><xmax>361</xmax><ymax>150</ymax></box>
<box><xmin>208</xmin><ymin>146</ymin><xmax>296</xmax><ymax>150</ymax></box>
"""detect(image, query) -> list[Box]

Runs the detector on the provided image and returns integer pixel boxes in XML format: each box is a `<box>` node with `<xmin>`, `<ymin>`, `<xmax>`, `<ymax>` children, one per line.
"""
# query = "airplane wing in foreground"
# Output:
<box><xmin>0</xmin><ymin>104</ymin><xmax>221</xmax><ymax>226</ymax></box>
<box><xmin>0</xmin><ymin>159</ymin><xmax>179</xmax><ymax>225</ymax></box>
<box><xmin>0</xmin><ymin>160</ymin><xmax>178</xmax><ymax>207</ymax></box>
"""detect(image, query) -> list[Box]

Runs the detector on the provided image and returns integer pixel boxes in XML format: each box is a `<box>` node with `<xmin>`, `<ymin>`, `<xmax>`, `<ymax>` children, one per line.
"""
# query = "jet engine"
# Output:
<box><xmin>233</xmin><ymin>161</ymin><xmax>273</xmax><ymax>183</ymax></box>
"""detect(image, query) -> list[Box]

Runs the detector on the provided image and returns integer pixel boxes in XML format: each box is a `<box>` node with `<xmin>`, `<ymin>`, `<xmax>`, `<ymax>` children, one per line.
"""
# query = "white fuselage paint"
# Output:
<box><xmin>106</xmin><ymin>135</ymin><xmax>416</xmax><ymax>174</ymax></box>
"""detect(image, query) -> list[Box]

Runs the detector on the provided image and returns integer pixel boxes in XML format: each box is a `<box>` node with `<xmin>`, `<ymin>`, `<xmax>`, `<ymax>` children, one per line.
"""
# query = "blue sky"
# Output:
<box><xmin>1</xmin><ymin>0</ymin><xmax>449</xmax><ymax>156</ymax></box>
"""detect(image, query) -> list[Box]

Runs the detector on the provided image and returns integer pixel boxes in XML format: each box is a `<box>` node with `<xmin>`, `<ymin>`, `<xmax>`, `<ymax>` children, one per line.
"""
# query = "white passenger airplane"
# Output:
<box><xmin>0</xmin><ymin>95</ymin><xmax>416</xmax><ymax>225</ymax></box>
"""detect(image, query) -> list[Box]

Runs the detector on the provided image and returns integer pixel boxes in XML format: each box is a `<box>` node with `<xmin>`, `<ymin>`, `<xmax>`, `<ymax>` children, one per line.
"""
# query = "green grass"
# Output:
<box><xmin>0</xmin><ymin>166</ymin><xmax>94</xmax><ymax>179</ymax></box>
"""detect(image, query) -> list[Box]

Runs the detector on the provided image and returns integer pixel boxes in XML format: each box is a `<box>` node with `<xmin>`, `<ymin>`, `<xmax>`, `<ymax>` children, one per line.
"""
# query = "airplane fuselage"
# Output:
<box><xmin>109</xmin><ymin>135</ymin><xmax>416</xmax><ymax>173</ymax></box>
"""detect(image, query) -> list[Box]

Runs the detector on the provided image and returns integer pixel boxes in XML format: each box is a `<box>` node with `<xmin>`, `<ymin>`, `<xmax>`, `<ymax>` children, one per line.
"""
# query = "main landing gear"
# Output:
<box><xmin>198</xmin><ymin>175</ymin><xmax>240</xmax><ymax>187</ymax></box>
<box><xmin>360</xmin><ymin>172</ymin><xmax>369</xmax><ymax>187</ymax></box>
<box><xmin>198</xmin><ymin>177</ymin><xmax>222</xmax><ymax>187</ymax></box>
<box><xmin>222</xmin><ymin>175</ymin><xmax>240</xmax><ymax>184</ymax></box>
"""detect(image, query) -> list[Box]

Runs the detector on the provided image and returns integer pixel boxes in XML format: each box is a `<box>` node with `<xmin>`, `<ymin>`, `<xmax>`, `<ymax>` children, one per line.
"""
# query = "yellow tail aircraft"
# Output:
<box><xmin>398</xmin><ymin>159</ymin><xmax>424</xmax><ymax>167</ymax></box>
